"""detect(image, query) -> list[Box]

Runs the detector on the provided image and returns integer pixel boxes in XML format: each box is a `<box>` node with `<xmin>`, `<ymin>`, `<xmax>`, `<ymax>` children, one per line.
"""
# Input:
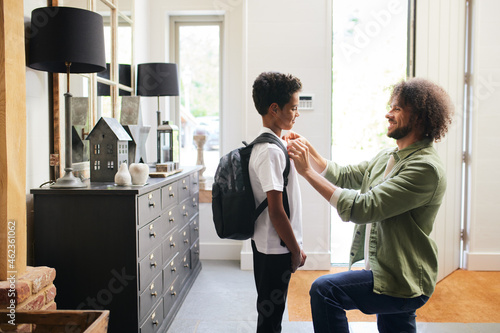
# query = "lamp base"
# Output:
<box><xmin>51</xmin><ymin>170</ymin><xmax>87</xmax><ymax>188</ymax></box>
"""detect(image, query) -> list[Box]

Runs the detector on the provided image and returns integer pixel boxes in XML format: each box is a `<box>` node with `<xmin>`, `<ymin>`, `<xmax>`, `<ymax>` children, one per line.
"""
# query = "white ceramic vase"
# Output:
<box><xmin>115</xmin><ymin>163</ymin><xmax>132</xmax><ymax>186</ymax></box>
<box><xmin>129</xmin><ymin>163</ymin><xmax>149</xmax><ymax>185</ymax></box>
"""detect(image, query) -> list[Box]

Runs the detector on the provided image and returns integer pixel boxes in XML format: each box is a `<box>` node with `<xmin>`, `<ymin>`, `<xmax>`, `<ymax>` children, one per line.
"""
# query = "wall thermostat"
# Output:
<box><xmin>299</xmin><ymin>94</ymin><xmax>314</xmax><ymax>110</ymax></box>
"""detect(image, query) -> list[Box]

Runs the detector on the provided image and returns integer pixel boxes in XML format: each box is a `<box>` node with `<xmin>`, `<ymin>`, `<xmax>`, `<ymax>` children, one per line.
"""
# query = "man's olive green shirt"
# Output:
<box><xmin>325</xmin><ymin>139</ymin><xmax>446</xmax><ymax>298</ymax></box>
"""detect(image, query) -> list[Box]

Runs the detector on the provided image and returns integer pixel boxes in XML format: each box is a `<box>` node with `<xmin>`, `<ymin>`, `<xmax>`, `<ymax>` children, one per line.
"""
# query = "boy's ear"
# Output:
<box><xmin>270</xmin><ymin>103</ymin><xmax>279</xmax><ymax>113</ymax></box>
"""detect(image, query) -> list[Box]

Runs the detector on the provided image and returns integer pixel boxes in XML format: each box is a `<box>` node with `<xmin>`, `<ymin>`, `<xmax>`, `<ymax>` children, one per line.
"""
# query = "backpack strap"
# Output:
<box><xmin>247</xmin><ymin>133</ymin><xmax>291</xmax><ymax>247</ymax></box>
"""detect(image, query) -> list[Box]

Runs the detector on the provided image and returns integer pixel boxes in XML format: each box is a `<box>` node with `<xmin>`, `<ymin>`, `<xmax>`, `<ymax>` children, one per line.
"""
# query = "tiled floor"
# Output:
<box><xmin>167</xmin><ymin>260</ymin><xmax>500</xmax><ymax>333</ymax></box>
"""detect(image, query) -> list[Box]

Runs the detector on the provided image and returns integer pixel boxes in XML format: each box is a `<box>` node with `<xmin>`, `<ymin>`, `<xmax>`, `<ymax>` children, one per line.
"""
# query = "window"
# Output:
<box><xmin>170</xmin><ymin>16</ymin><xmax>223</xmax><ymax>181</ymax></box>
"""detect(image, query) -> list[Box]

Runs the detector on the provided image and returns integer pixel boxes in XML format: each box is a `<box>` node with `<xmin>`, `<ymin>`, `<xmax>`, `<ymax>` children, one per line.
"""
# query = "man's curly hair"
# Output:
<box><xmin>390</xmin><ymin>78</ymin><xmax>454</xmax><ymax>142</ymax></box>
<box><xmin>252</xmin><ymin>72</ymin><xmax>302</xmax><ymax>116</ymax></box>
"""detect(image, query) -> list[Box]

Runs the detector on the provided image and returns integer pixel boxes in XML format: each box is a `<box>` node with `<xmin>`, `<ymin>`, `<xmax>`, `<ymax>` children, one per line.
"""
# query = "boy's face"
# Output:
<box><xmin>275</xmin><ymin>92</ymin><xmax>300</xmax><ymax>131</ymax></box>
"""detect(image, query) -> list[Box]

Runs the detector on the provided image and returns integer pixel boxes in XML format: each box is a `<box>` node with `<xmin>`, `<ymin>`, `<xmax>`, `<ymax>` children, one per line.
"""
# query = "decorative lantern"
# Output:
<box><xmin>157</xmin><ymin>121</ymin><xmax>179</xmax><ymax>171</ymax></box>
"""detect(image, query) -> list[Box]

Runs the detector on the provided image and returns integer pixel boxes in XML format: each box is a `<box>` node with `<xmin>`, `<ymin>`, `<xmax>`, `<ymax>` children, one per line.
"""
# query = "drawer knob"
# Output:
<box><xmin>151</xmin><ymin>291</ymin><xmax>158</xmax><ymax>297</ymax></box>
<box><xmin>170</xmin><ymin>242</ymin><xmax>175</xmax><ymax>248</ymax></box>
<box><xmin>169</xmin><ymin>218</ymin><xmax>175</xmax><ymax>223</ymax></box>
<box><xmin>150</xmin><ymin>231</ymin><xmax>157</xmax><ymax>238</ymax></box>
<box><xmin>171</xmin><ymin>267</ymin><xmax>176</xmax><ymax>272</ymax></box>
<box><xmin>169</xmin><ymin>193</ymin><xmax>175</xmax><ymax>197</ymax></box>
<box><xmin>194</xmin><ymin>227</ymin><xmax>199</xmax><ymax>231</ymax></box>
<box><xmin>151</xmin><ymin>262</ymin><xmax>157</xmax><ymax>268</ymax></box>
<box><xmin>171</xmin><ymin>291</ymin><xmax>177</xmax><ymax>297</ymax></box>
<box><xmin>183</xmin><ymin>212</ymin><xmax>188</xmax><ymax>217</ymax></box>
<box><xmin>184</xmin><ymin>239</ymin><xmax>189</xmax><ymax>244</ymax></box>
<box><xmin>152</xmin><ymin>320</ymin><xmax>159</xmax><ymax>326</ymax></box>
<box><xmin>148</xmin><ymin>201</ymin><xmax>156</xmax><ymax>208</ymax></box>
<box><xmin>184</xmin><ymin>264</ymin><xmax>189</xmax><ymax>268</ymax></box>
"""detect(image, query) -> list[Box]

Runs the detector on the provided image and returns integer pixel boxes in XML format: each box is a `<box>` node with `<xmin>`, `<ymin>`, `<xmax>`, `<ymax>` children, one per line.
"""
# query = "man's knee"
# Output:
<box><xmin>310</xmin><ymin>275</ymin><xmax>330</xmax><ymax>299</ymax></box>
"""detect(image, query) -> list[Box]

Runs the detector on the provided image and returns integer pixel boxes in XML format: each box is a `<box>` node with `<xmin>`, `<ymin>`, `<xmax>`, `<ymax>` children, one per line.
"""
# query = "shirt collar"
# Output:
<box><xmin>390</xmin><ymin>138</ymin><xmax>433</xmax><ymax>162</ymax></box>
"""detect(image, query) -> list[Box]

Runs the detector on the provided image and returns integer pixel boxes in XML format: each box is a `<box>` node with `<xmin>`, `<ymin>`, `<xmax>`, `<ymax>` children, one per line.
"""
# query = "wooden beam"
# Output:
<box><xmin>0</xmin><ymin>0</ymin><xmax>27</xmax><ymax>280</ymax></box>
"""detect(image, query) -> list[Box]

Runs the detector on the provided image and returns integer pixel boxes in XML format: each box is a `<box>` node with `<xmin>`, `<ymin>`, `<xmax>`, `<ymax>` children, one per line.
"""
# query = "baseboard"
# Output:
<box><xmin>240</xmin><ymin>250</ymin><xmax>332</xmax><ymax>271</ymax></box>
<box><xmin>464</xmin><ymin>251</ymin><xmax>500</xmax><ymax>271</ymax></box>
<box><xmin>200</xmin><ymin>241</ymin><xmax>242</xmax><ymax>260</ymax></box>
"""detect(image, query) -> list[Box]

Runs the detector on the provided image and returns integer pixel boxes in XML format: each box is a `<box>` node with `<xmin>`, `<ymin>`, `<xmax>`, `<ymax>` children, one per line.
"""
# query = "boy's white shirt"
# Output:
<box><xmin>249</xmin><ymin>127</ymin><xmax>303</xmax><ymax>254</ymax></box>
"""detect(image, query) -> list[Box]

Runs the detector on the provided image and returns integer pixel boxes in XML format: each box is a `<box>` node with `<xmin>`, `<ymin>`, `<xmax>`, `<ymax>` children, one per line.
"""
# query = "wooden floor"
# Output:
<box><xmin>287</xmin><ymin>267</ymin><xmax>500</xmax><ymax>323</ymax></box>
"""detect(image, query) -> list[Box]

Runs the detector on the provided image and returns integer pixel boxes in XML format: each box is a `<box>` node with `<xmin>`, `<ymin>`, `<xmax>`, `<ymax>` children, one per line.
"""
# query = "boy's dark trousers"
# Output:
<box><xmin>251</xmin><ymin>240</ymin><xmax>292</xmax><ymax>333</ymax></box>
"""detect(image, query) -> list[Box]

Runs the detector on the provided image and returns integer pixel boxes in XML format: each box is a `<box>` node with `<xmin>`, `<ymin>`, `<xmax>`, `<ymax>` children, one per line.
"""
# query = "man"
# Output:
<box><xmin>286</xmin><ymin>78</ymin><xmax>454</xmax><ymax>333</ymax></box>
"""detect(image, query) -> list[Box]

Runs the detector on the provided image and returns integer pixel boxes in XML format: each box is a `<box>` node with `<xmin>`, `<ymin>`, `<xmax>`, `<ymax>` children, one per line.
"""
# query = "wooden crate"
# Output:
<box><xmin>0</xmin><ymin>310</ymin><xmax>109</xmax><ymax>332</ymax></box>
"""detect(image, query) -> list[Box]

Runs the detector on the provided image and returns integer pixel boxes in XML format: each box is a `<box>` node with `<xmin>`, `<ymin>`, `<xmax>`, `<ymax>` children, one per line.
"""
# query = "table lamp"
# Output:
<box><xmin>136</xmin><ymin>63</ymin><xmax>180</xmax><ymax>127</ymax></box>
<box><xmin>28</xmin><ymin>6</ymin><xmax>106</xmax><ymax>188</ymax></box>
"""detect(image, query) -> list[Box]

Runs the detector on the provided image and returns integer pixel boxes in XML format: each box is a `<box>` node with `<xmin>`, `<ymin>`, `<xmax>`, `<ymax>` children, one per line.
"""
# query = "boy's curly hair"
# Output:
<box><xmin>252</xmin><ymin>72</ymin><xmax>302</xmax><ymax>116</ymax></box>
<box><xmin>390</xmin><ymin>78</ymin><xmax>454</xmax><ymax>142</ymax></box>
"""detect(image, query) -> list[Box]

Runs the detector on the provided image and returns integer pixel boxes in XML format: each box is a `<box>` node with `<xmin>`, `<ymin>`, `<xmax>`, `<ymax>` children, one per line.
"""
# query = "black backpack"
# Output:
<box><xmin>212</xmin><ymin>133</ymin><xmax>290</xmax><ymax>240</ymax></box>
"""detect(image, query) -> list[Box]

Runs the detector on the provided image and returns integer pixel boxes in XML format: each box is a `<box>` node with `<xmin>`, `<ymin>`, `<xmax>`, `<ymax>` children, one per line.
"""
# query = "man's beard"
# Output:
<box><xmin>387</xmin><ymin>122</ymin><xmax>413</xmax><ymax>140</ymax></box>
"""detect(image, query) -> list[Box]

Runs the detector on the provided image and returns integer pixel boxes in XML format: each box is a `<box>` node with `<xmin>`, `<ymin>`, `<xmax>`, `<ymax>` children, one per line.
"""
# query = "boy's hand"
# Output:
<box><xmin>291</xmin><ymin>249</ymin><xmax>307</xmax><ymax>273</ymax></box>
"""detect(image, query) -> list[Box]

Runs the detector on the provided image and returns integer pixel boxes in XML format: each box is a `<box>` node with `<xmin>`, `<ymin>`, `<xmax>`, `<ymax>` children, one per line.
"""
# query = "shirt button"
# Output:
<box><xmin>369</xmin><ymin>186</ymin><xmax>372</xmax><ymax>190</ymax></box>
<box><xmin>350</xmin><ymin>253</ymin><xmax>354</xmax><ymax>256</ymax></box>
<box><xmin>356</xmin><ymin>231</ymin><xmax>361</xmax><ymax>235</ymax></box>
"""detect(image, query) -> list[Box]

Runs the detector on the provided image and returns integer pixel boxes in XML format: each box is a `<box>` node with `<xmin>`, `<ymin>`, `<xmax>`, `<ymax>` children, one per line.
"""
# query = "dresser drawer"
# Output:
<box><xmin>139</xmin><ymin>273</ymin><xmax>163</xmax><ymax>320</ymax></box>
<box><xmin>177</xmin><ymin>251</ymin><xmax>191</xmax><ymax>287</ymax></box>
<box><xmin>138</xmin><ymin>189</ymin><xmax>161</xmax><ymax>226</ymax></box>
<box><xmin>138</xmin><ymin>218</ymin><xmax>166</xmax><ymax>258</ymax></box>
<box><xmin>178</xmin><ymin>223</ymin><xmax>191</xmax><ymax>256</ymax></box>
<box><xmin>140</xmin><ymin>299</ymin><xmax>164</xmax><ymax>333</ymax></box>
<box><xmin>189</xmin><ymin>216</ymin><xmax>199</xmax><ymax>245</ymax></box>
<box><xmin>162</xmin><ymin>227</ymin><xmax>179</xmax><ymax>265</ymax></box>
<box><xmin>162</xmin><ymin>254</ymin><xmax>179</xmax><ymax>294</ymax></box>
<box><xmin>190</xmin><ymin>172</ymin><xmax>199</xmax><ymax>195</ymax></box>
<box><xmin>180</xmin><ymin>196</ymin><xmax>199</xmax><ymax>224</ymax></box>
<box><xmin>178</xmin><ymin>177</ymin><xmax>191</xmax><ymax>202</ymax></box>
<box><xmin>162</xmin><ymin>205</ymin><xmax>182</xmax><ymax>236</ymax></box>
<box><xmin>139</xmin><ymin>245</ymin><xmax>162</xmax><ymax>291</ymax></box>
<box><xmin>190</xmin><ymin>240</ymin><xmax>200</xmax><ymax>270</ymax></box>
<box><xmin>161</xmin><ymin>182</ymin><xmax>178</xmax><ymax>210</ymax></box>
<box><xmin>163</xmin><ymin>277</ymin><xmax>180</xmax><ymax>319</ymax></box>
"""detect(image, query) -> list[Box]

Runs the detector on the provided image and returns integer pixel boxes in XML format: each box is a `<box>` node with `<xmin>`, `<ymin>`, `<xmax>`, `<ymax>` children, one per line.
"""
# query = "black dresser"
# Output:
<box><xmin>31</xmin><ymin>166</ymin><xmax>202</xmax><ymax>333</ymax></box>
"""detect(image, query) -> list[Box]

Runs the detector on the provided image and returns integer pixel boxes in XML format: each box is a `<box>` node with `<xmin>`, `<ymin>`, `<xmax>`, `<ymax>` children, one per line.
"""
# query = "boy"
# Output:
<box><xmin>249</xmin><ymin>72</ymin><xmax>307</xmax><ymax>333</ymax></box>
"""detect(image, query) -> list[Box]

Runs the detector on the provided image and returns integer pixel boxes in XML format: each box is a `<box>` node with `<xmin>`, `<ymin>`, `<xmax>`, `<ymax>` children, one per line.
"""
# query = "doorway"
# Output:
<box><xmin>171</xmin><ymin>16</ymin><xmax>223</xmax><ymax>182</ymax></box>
<box><xmin>330</xmin><ymin>0</ymin><xmax>411</xmax><ymax>264</ymax></box>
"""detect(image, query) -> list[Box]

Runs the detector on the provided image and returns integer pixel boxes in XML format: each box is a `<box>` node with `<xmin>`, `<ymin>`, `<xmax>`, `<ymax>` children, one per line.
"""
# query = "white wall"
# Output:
<box><xmin>140</xmin><ymin>0</ymin><xmax>333</xmax><ymax>270</ymax></box>
<box><xmin>465</xmin><ymin>0</ymin><xmax>500</xmax><ymax>270</ymax></box>
<box><xmin>242</xmin><ymin>0</ymin><xmax>333</xmax><ymax>270</ymax></box>
<box><xmin>25</xmin><ymin>0</ymin><xmax>51</xmax><ymax>191</ymax></box>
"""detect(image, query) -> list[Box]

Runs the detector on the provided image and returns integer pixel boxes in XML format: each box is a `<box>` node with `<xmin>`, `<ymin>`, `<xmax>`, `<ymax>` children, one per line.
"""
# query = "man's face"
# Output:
<box><xmin>386</xmin><ymin>98</ymin><xmax>415</xmax><ymax>140</ymax></box>
<box><xmin>276</xmin><ymin>92</ymin><xmax>300</xmax><ymax>131</ymax></box>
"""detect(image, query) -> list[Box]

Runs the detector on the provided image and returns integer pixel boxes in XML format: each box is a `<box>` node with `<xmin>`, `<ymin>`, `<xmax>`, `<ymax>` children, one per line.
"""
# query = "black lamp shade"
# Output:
<box><xmin>28</xmin><ymin>6</ymin><xmax>106</xmax><ymax>73</ymax></box>
<box><xmin>137</xmin><ymin>63</ymin><xmax>180</xmax><ymax>96</ymax></box>
<box><xmin>97</xmin><ymin>64</ymin><xmax>132</xmax><ymax>96</ymax></box>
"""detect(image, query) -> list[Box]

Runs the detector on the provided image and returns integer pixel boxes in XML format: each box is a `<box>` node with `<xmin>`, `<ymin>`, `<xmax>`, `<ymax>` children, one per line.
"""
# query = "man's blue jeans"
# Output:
<box><xmin>309</xmin><ymin>270</ymin><xmax>429</xmax><ymax>333</ymax></box>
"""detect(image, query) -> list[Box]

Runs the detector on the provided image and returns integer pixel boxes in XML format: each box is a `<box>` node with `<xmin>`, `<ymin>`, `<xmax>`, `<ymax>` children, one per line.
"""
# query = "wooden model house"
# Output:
<box><xmin>86</xmin><ymin>117</ymin><xmax>132</xmax><ymax>182</ymax></box>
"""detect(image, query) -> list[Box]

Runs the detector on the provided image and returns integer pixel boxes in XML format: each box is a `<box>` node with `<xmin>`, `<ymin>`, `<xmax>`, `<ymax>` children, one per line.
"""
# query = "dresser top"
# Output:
<box><xmin>31</xmin><ymin>165</ymin><xmax>203</xmax><ymax>196</ymax></box>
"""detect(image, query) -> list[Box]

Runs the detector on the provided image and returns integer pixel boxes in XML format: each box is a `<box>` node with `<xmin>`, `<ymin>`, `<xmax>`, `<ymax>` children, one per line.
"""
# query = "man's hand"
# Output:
<box><xmin>283</xmin><ymin>131</ymin><xmax>308</xmax><ymax>146</ymax></box>
<box><xmin>287</xmin><ymin>139</ymin><xmax>311</xmax><ymax>176</ymax></box>
<box><xmin>291</xmin><ymin>249</ymin><xmax>307</xmax><ymax>273</ymax></box>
